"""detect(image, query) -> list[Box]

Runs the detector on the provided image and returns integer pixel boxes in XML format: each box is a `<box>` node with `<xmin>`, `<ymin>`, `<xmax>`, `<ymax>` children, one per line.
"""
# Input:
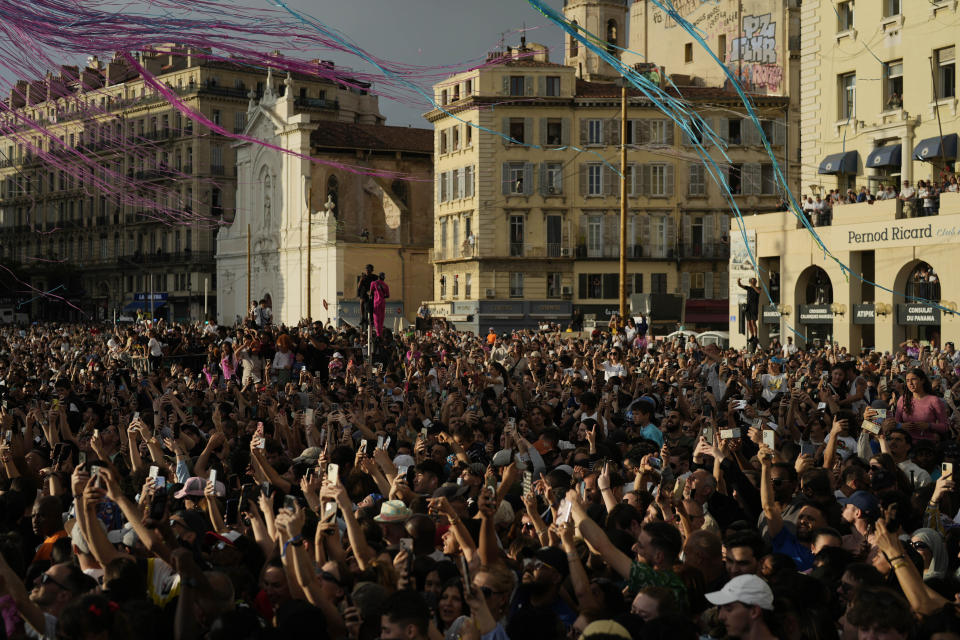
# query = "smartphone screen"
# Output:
<box><xmin>327</xmin><ymin>463</ymin><xmax>339</xmax><ymax>484</ymax></box>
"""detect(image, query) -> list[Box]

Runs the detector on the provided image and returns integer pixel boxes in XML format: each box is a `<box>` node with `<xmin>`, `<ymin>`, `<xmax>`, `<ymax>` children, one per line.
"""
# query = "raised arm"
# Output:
<box><xmin>758</xmin><ymin>444</ymin><xmax>783</xmax><ymax>538</ymax></box>
<box><xmin>568</xmin><ymin>489</ymin><xmax>632</xmax><ymax>579</ymax></box>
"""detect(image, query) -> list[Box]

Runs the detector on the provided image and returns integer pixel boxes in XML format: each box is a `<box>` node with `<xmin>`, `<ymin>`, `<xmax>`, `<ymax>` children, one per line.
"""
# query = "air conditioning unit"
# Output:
<box><xmin>485</xmin><ymin>288</ymin><xmax>496</xmax><ymax>299</ymax></box>
<box><xmin>560</xmin><ymin>247</ymin><xmax>572</xmax><ymax>257</ymax></box>
<box><xmin>547</xmin><ymin>186</ymin><xmax>556</xmax><ymax>195</ymax></box>
<box><xmin>561</xmin><ymin>285</ymin><xmax>573</xmax><ymax>296</ymax></box>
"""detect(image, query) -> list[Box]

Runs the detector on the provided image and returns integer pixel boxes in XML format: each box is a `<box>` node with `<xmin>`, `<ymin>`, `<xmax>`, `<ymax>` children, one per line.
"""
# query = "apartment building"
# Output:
<box><xmin>424</xmin><ymin>41</ymin><xmax>789</xmax><ymax>333</ymax></box>
<box><xmin>0</xmin><ymin>45</ymin><xmax>382</xmax><ymax>321</ymax></box>
<box><xmin>800</xmin><ymin>0</ymin><xmax>960</xmax><ymax>194</ymax></box>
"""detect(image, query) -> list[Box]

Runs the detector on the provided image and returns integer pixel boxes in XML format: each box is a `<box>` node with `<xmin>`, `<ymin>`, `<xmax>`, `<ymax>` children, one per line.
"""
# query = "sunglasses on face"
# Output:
<box><xmin>39</xmin><ymin>573</ymin><xmax>69</xmax><ymax>590</ymax></box>
<box><xmin>910</xmin><ymin>540</ymin><xmax>929</xmax><ymax>552</ymax></box>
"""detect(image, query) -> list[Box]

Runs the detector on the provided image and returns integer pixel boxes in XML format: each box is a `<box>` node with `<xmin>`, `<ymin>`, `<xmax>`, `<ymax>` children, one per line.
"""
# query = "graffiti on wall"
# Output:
<box><xmin>734</xmin><ymin>62</ymin><xmax>783</xmax><ymax>92</ymax></box>
<box><xmin>653</xmin><ymin>0</ymin><xmax>737</xmax><ymax>36</ymax></box>
<box><xmin>729</xmin><ymin>14</ymin><xmax>777</xmax><ymax>64</ymax></box>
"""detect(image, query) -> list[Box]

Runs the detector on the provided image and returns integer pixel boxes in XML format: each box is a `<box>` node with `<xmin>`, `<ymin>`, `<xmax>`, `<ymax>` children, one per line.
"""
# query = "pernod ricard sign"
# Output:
<box><xmin>848</xmin><ymin>224</ymin><xmax>933</xmax><ymax>244</ymax></box>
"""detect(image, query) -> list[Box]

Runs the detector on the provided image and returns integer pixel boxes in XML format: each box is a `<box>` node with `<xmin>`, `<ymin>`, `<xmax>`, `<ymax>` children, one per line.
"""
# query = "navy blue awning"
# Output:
<box><xmin>866</xmin><ymin>144</ymin><xmax>902</xmax><ymax>168</ymax></box>
<box><xmin>913</xmin><ymin>133</ymin><xmax>958</xmax><ymax>161</ymax></box>
<box><xmin>818</xmin><ymin>150</ymin><xmax>859</xmax><ymax>175</ymax></box>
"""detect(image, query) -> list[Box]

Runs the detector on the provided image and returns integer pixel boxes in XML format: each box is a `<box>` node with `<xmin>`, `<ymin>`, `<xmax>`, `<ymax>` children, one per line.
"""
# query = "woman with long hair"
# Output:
<box><xmin>895</xmin><ymin>367</ymin><xmax>948</xmax><ymax>441</ymax></box>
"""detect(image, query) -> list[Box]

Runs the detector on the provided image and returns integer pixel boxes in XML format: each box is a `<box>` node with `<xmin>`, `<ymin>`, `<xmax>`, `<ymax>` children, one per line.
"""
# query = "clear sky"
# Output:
<box><xmin>262</xmin><ymin>0</ymin><xmax>565</xmax><ymax>127</ymax></box>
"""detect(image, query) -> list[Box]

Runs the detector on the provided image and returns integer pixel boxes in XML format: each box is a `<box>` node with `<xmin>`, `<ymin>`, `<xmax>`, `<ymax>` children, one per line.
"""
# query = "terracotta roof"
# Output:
<box><xmin>311</xmin><ymin>121</ymin><xmax>433</xmax><ymax>154</ymax></box>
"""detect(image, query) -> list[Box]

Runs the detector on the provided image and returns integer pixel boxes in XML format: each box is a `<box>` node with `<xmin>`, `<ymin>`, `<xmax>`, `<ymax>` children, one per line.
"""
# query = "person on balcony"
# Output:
<box><xmin>899</xmin><ymin>180</ymin><xmax>917</xmax><ymax>217</ymax></box>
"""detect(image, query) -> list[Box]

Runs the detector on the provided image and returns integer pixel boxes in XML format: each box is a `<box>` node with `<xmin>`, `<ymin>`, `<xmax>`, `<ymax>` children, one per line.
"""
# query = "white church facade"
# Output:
<box><xmin>216</xmin><ymin>72</ymin><xmax>434</xmax><ymax>327</ymax></box>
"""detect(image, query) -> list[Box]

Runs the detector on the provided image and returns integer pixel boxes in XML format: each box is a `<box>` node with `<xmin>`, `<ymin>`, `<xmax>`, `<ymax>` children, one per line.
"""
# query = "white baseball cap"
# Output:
<box><xmin>705</xmin><ymin>575</ymin><xmax>774</xmax><ymax>610</ymax></box>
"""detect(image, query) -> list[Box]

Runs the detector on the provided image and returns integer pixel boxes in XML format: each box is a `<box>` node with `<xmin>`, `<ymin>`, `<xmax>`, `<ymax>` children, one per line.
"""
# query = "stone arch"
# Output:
<box><xmin>794</xmin><ymin>266</ymin><xmax>834</xmax><ymax>346</ymax></box>
<box><xmin>794</xmin><ymin>265</ymin><xmax>833</xmax><ymax>305</ymax></box>
<box><xmin>893</xmin><ymin>259</ymin><xmax>943</xmax><ymax>346</ymax></box>
<box><xmin>569</xmin><ymin>20</ymin><xmax>579</xmax><ymax>57</ymax></box>
<box><xmin>606</xmin><ymin>19</ymin><xmax>618</xmax><ymax>54</ymax></box>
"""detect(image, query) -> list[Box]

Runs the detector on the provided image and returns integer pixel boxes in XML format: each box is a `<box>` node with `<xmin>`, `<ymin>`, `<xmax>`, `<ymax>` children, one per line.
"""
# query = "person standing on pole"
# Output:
<box><xmin>357</xmin><ymin>264</ymin><xmax>377</xmax><ymax>332</ymax></box>
<box><xmin>370</xmin><ymin>272</ymin><xmax>390</xmax><ymax>338</ymax></box>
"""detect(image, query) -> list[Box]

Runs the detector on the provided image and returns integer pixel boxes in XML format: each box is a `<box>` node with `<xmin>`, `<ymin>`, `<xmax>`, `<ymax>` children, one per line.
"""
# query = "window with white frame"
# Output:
<box><xmin>510</xmin><ymin>272</ymin><xmax>524</xmax><ymax>298</ymax></box>
<box><xmin>508</xmin><ymin>163</ymin><xmax>526</xmax><ymax>195</ymax></box>
<box><xmin>883</xmin><ymin>0</ymin><xmax>899</xmax><ymax>18</ymax></box>
<box><xmin>452</xmin><ymin>274</ymin><xmax>459</xmax><ymax>297</ymax></box>
<box><xmin>649</xmin><ymin>120</ymin><xmax>668</xmax><ymax>145</ymax></box>
<box><xmin>587</xmin><ymin>119</ymin><xmax>603</xmax><ymax>145</ymax></box>
<box><xmin>839</xmin><ymin>73</ymin><xmax>856</xmax><ymax>119</ymax></box>
<box><xmin>587</xmin><ymin>215</ymin><xmax>603</xmax><ymax>257</ymax></box>
<box><xmin>547</xmin><ymin>272</ymin><xmax>562</xmax><ymax>298</ymax></box>
<box><xmin>649</xmin><ymin>164</ymin><xmax>667</xmax><ymax>196</ymax></box>
<box><xmin>587</xmin><ymin>164</ymin><xmax>603</xmax><ymax>195</ymax></box>
<box><xmin>688</xmin><ymin>164</ymin><xmax>706</xmax><ymax>196</ymax></box>
<box><xmin>883</xmin><ymin>60</ymin><xmax>903</xmax><ymax>110</ymax></box>
<box><xmin>464</xmin><ymin>165</ymin><xmax>475</xmax><ymax>197</ymax></box>
<box><xmin>545</xmin><ymin>163</ymin><xmax>562</xmax><ymax>194</ymax></box>
<box><xmin>936</xmin><ymin>46</ymin><xmax>956</xmax><ymax>99</ymax></box>
<box><xmin>510</xmin><ymin>215</ymin><xmax>525</xmax><ymax>256</ymax></box>
<box><xmin>455</xmin><ymin>169</ymin><xmax>464</xmax><ymax>199</ymax></box>
<box><xmin>439</xmin><ymin>218</ymin><xmax>448</xmax><ymax>258</ymax></box>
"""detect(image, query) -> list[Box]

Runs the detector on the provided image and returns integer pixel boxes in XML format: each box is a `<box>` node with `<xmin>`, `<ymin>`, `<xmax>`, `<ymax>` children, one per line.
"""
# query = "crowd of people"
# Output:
<box><xmin>3</xmin><ymin>315</ymin><xmax>960</xmax><ymax>640</ymax></box>
<box><xmin>796</xmin><ymin>173</ymin><xmax>960</xmax><ymax>226</ymax></box>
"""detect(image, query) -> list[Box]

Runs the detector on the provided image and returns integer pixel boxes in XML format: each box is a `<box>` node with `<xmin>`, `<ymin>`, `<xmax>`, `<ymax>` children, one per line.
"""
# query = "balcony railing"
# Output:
<box><xmin>294</xmin><ymin>96</ymin><xmax>338</xmax><ymax>110</ymax></box>
<box><xmin>678</xmin><ymin>242</ymin><xmax>730</xmax><ymax>259</ymax></box>
<box><xmin>120</xmin><ymin>250</ymin><xmax>215</xmax><ymax>265</ymax></box>
<box><xmin>576</xmin><ymin>244</ymin><xmax>676</xmax><ymax>259</ymax></box>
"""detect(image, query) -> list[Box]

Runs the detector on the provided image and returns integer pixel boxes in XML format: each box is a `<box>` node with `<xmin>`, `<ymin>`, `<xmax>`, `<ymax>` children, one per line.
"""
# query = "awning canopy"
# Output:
<box><xmin>818</xmin><ymin>151</ymin><xmax>859</xmax><ymax>175</ymax></box>
<box><xmin>913</xmin><ymin>133</ymin><xmax>958</xmax><ymax>161</ymax></box>
<box><xmin>866</xmin><ymin>144</ymin><xmax>902</xmax><ymax>168</ymax></box>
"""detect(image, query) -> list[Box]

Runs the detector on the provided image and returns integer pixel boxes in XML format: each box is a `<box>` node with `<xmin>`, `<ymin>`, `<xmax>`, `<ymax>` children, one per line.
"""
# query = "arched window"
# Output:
<box><xmin>606</xmin><ymin>19</ymin><xmax>618</xmax><ymax>54</ymax></box>
<box><xmin>327</xmin><ymin>174</ymin><xmax>339</xmax><ymax>218</ymax></box>
<box><xmin>569</xmin><ymin>21</ymin><xmax>579</xmax><ymax>57</ymax></box>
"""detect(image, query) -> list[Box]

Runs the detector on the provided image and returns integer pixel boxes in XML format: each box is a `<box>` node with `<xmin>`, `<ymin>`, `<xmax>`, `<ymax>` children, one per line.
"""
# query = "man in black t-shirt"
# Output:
<box><xmin>357</xmin><ymin>264</ymin><xmax>377</xmax><ymax>332</ymax></box>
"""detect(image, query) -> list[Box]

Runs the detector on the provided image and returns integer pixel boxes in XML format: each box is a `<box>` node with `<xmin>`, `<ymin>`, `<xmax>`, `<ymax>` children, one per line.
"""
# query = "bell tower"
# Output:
<box><xmin>563</xmin><ymin>0</ymin><xmax>629</xmax><ymax>82</ymax></box>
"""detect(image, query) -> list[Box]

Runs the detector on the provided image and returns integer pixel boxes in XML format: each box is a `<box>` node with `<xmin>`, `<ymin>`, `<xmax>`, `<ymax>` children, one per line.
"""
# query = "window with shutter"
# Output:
<box><xmin>579</xmin><ymin>164</ymin><xmax>589</xmax><ymax>195</ymax></box>
<box><xmin>666</xmin><ymin>217</ymin><xmax>677</xmax><ymax>257</ymax></box>
<box><xmin>681</xmin><ymin>272</ymin><xmax>691</xmax><ymax>298</ymax></box>
<box><xmin>742</xmin><ymin>163</ymin><xmax>761</xmax><ymax>194</ymax></box>
<box><xmin>560</xmin><ymin>118</ymin><xmax>570</xmax><ymax>146</ymax></box>
<box><xmin>523</xmin><ymin>163</ymin><xmax>535</xmax><ymax>195</ymax></box>
<box><xmin>604</xmin><ymin>166</ymin><xmax>618</xmax><ymax>196</ymax></box>
<box><xmin>606</xmin><ymin>118</ymin><xmax>620</xmax><ymax>146</ymax></box>
<box><xmin>665</xmin><ymin>165</ymin><xmax>675</xmax><ymax>197</ymax></box>
<box><xmin>465</xmin><ymin>166</ymin><xmax>475</xmax><ymax>197</ymax></box>
<box><xmin>501</xmin><ymin>164</ymin><xmax>512</xmax><ymax>195</ymax></box>
<box><xmin>579</xmin><ymin>273</ymin><xmax>588</xmax><ymax>298</ymax></box>
<box><xmin>704</xmin><ymin>272</ymin><xmax>714</xmax><ymax>299</ymax></box>
<box><xmin>741</xmin><ymin>118</ymin><xmax>759</xmax><ymax>146</ymax></box>
<box><xmin>501</xmin><ymin>118</ymin><xmax>510</xmax><ymax>146</ymax></box>
<box><xmin>773</xmin><ymin>118</ymin><xmax>786</xmax><ymax>146</ymax></box>
<box><xmin>525</xmin><ymin>77</ymin><xmax>534</xmax><ymax>96</ymax></box>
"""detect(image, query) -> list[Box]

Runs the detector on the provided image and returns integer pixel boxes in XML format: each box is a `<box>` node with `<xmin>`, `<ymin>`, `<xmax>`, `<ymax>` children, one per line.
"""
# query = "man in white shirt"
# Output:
<box><xmin>899</xmin><ymin>180</ymin><xmax>917</xmax><ymax>218</ymax></box>
<box><xmin>782</xmin><ymin>336</ymin><xmax>798</xmax><ymax>357</ymax></box>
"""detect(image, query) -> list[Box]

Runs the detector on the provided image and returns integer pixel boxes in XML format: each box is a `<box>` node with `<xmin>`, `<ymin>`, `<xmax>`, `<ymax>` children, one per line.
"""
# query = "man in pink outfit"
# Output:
<box><xmin>370</xmin><ymin>272</ymin><xmax>390</xmax><ymax>337</ymax></box>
